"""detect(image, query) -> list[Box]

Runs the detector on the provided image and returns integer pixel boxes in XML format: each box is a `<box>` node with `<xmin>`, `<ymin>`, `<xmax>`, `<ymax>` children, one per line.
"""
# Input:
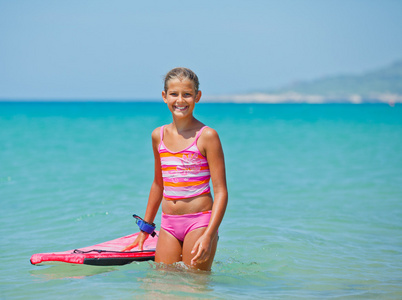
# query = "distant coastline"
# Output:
<box><xmin>1</xmin><ymin>95</ymin><xmax>402</xmax><ymax>105</ymax></box>
<box><xmin>205</xmin><ymin>59</ymin><xmax>402</xmax><ymax>105</ymax></box>
<box><xmin>203</xmin><ymin>92</ymin><xmax>402</xmax><ymax>104</ymax></box>
<box><xmin>203</xmin><ymin>59</ymin><xmax>402</xmax><ymax>104</ymax></box>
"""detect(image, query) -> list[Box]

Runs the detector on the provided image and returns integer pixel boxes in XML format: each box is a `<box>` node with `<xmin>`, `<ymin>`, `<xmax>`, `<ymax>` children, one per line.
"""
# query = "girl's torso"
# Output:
<box><xmin>158</xmin><ymin>124</ymin><xmax>213</xmax><ymax>215</ymax></box>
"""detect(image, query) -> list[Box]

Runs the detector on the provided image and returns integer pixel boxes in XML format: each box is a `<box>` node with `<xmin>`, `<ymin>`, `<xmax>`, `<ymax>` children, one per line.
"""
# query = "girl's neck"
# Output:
<box><xmin>171</xmin><ymin>117</ymin><xmax>201</xmax><ymax>134</ymax></box>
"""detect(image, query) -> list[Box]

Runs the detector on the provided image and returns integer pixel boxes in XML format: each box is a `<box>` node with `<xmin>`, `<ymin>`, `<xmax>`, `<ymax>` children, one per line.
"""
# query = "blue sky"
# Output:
<box><xmin>1</xmin><ymin>0</ymin><xmax>401</xmax><ymax>100</ymax></box>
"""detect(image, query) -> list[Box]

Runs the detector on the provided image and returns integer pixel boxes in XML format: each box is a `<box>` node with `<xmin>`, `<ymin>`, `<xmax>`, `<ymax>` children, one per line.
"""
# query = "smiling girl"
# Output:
<box><xmin>123</xmin><ymin>67</ymin><xmax>228</xmax><ymax>271</ymax></box>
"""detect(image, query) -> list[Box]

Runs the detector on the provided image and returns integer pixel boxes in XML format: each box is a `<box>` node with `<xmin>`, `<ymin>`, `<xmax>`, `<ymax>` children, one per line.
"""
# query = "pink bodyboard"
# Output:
<box><xmin>30</xmin><ymin>231</ymin><xmax>158</xmax><ymax>266</ymax></box>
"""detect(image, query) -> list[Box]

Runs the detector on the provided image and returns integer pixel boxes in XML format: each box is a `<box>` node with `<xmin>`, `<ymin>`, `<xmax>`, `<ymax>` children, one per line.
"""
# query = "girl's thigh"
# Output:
<box><xmin>155</xmin><ymin>228</ymin><xmax>183</xmax><ymax>264</ymax></box>
<box><xmin>182</xmin><ymin>227</ymin><xmax>218</xmax><ymax>271</ymax></box>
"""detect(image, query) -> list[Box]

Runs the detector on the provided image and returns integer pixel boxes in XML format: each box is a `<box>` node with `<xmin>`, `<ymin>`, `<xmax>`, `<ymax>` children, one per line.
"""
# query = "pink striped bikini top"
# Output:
<box><xmin>159</xmin><ymin>125</ymin><xmax>211</xmax><ymax>200</ymax></box>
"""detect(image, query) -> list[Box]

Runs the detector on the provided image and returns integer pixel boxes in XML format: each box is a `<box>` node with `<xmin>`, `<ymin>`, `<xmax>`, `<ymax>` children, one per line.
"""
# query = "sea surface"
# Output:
<box><xmin>1</xmin><ymin>102</ymin><xmax>401</xmax><ymax>299</ymax></box>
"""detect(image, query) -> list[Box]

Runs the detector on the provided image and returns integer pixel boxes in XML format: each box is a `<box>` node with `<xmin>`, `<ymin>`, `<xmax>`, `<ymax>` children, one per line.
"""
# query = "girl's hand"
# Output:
<box><xmin>121</xmin><ymin>231</ymin><xmax>149</xmax><ymax>252</ymax></box>
<box><xmin>190</xmin><ymin>234</ymin><xmax>213</xmax><ymax>266</ymax></box>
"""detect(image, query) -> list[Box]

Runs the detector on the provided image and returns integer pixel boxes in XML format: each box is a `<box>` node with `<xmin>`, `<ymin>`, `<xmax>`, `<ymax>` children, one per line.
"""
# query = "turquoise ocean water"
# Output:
<box><xmin>1</xmin><ymin>102</ymin><xmax>401</xmax><ymax>299</ymax></box>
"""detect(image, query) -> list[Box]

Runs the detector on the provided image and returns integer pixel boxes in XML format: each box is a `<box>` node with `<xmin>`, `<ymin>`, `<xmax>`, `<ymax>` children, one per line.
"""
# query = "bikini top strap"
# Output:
<box><xmin>160</xmin><ymin>125</ymin><xmax>165</xmax><ymax>141</ymax></box>
<box><xmin>195</xmin><ymin>126</ymin><xmax>208</xmax><ymax>142</ymax></box>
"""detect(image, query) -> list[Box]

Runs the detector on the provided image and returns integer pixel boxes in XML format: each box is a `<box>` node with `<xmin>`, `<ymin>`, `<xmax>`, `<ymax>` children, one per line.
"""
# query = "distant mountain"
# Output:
<box><xmin>207</xmin><ymin>60</ymin><xmax>402</xmax><ymax>103</ymax></box>
<box><xmin>271</xmin><ymin>60</ymin><xmax>402</xmax><ymax>97</ymax></box>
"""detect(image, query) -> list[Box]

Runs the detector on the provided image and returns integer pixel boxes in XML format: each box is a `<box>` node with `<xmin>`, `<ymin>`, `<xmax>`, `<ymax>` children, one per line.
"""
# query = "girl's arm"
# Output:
<box><xmin>143</xmin><ymin>128</ymin><xmax>164</xmax><ymax>223</ymax></box>
<box><xmin>191</xmin><ymin>128</ymin><xmax>228</xmax><ymax>265</ymax></box>
<box><xmin>122</xmin><ymin>128</ymin><xmax>163</xmax><ymax>251</ymax></box>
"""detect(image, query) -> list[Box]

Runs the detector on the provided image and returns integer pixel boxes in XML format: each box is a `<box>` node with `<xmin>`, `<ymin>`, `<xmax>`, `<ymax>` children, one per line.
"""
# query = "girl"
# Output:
<box><xmin>123</xmin><ymin>67</ymin><xmax>228</xmax><ymax>271</ymax></box>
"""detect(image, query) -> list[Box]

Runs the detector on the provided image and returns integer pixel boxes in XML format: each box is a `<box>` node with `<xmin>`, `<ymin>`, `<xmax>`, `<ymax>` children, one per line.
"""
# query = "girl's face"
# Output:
<box><xmin>162</xmin><ymin>79</ymin><xmax>201</xmax><ymax>118</ymax></box>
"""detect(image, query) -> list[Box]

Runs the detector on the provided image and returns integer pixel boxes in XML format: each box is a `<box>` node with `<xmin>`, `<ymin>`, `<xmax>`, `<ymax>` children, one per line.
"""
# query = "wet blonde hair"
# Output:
<box><xmin>164</xmin><ymin>67</ymin><xmax>200</xmax><ymax>93</ymax></box>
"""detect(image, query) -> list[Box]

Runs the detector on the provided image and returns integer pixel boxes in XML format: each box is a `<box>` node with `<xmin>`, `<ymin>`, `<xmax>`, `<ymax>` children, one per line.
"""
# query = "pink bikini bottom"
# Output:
<box><xmin>161</xmin><ymin>210</ymin><xmax>213</xmax><ymax>242</ymax></box>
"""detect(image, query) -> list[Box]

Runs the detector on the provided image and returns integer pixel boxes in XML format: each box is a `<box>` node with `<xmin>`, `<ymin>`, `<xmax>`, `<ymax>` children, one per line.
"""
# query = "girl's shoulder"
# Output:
<box><xmin>151</xmin><ymin>126</ymin><xmax>162</xmax><ymax>136</ymax></box>
<box><xmin>151</xmin><ymin>126</ymin><xmax>163</xmax><ymax>145</ymax></box>
<box><xmin>199</xmin><ymin>126</ymin><xmax>219</xmax><ymax>140</ymax></box>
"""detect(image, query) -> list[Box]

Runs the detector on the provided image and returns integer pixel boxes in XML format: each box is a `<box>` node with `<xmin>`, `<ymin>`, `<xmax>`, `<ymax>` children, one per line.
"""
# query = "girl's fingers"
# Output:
<box><xmin>191</xmin><ymin>243</ymin><xmax>209</xmax><ymax>265</ymax></box>
<box><xmin>122</xmin><ymin>232</ymin><xmax>149</xmax><ymax>251</ymax></box>
<box><xmin>190</xmin><ymin>243</ymin><xmax>201</xmax><ymax>265</ymax></box>
<box><xmin>122</xmin><ymin>237</ymin><xmax>141</xmax><ymax>251</ymax></box>
<box><xmin>190</xmin><ymin>241</ymin><xmax>199</xmax><ymax>255</ymax></box>
<box><xmin>121</xmin><ymin>243</ymin><xmax>135</xmax><ymax>252</ymax></box>
<box><xmin>122</xmin><ymin>240</ymin><xmax>139</xmax><ymax>252</ymax></box>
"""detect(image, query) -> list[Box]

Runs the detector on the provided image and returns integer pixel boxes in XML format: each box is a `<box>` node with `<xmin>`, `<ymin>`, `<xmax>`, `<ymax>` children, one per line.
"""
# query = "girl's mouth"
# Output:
<box><xmin>174</xmin><ymin>105</ymin><xmax>188</xmax><ymax>112</ymax></box>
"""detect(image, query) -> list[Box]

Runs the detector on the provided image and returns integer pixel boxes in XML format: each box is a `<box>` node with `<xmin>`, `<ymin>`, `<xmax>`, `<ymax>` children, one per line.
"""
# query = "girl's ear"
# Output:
<box><xmin>195</xmin><ymin>90</ymin><xmax>202</xmax><ymax>103</ymax></box>
<box><xmin>162</xmin><ymin>91</ymin><xmax>167</xmax><ymax>103</ymax></box>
